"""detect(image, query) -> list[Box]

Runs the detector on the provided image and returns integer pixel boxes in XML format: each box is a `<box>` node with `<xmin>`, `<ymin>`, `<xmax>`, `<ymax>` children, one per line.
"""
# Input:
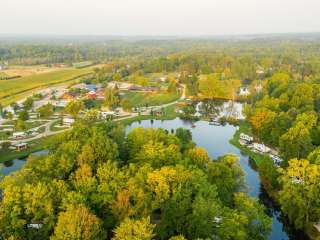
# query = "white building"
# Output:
<box><xmin>27</xmin><ymin>223</ymin><xmax>43</xmax><ymax>229</ymax></box>
<box><xmin>100</xmin><ymin>111</ymin><xmax>116</xmax><ymax>119</ymax></box>
<box><xmin>239</xmin><ymin>87</ymin><xmax>250</xmax><ymax>96</ymax></box>
<box><xmin>253</xmin><ymin>143</ymin><xmax>270</xmax><ymax>153</ymax></box>
<box><xmin>63</xmin><ymin>117</ymin><xmax>75</xmax><ymax>126</ymax></box>
<box><xmin>159</xmin><ymin>77</ymin><xmax>167</xmax><ymax>82</ymax></box>
<box><xmin>240</xmin><ymin>133</ymin><xmax>253</xmax><ymax>143</ymax></box>
<box><xmin>4</xmin><ymin>106</ymin><xmax>15</xmax><ymax>115</ymax></box>
<box><xmin>29</xmin><ymin>112</ymin><xmax>40</xmax><ymax>119</ymax></box>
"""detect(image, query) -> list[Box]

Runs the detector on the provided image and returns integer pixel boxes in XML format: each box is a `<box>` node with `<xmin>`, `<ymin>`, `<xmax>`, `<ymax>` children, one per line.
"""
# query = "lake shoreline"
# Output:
<box><xmin>0</xmin><ymin>113</ymin><xmax>311</xmax><ymax>240</ymax></box>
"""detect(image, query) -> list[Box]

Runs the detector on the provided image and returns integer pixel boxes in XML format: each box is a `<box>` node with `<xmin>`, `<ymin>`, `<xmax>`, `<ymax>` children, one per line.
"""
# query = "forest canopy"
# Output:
<box><xmin>0</xmin><ymin>121</ymin><xmax>271</xmax><ymax>240</ymax></box>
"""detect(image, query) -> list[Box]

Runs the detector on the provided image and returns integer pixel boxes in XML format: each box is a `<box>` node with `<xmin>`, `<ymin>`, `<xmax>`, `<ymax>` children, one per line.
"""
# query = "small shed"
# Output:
<box><xmin>15</xmin><ymin>143</ymin><xmax>28</xmax><ymax>151</ymax></box>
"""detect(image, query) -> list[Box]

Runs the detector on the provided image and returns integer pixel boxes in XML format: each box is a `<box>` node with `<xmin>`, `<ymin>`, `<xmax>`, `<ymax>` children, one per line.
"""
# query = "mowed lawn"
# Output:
<box><xmin>121</xmin><ymin>91</ymin><xmax>180</xmax><ymax>107</ymax></box>
<box><xmin>0</xmin><ymin>66</ymin><xmax>97</xmax><ymax>105</ymax></box>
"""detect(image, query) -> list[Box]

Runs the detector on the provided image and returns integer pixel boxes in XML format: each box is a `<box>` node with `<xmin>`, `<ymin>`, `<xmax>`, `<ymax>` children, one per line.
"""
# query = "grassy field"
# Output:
<box><xmin>120</xmin><ymin>104</ymin><xmax>178</xmax><ymax>126</ymax></box>
<box><xmin>2</xmin><ymin>65</ymin><xmax>62</xmax><ymax>77</ymax></box>
<box><xmin>121</xmin><ymin>91</ymin><xmax>180</xmax><ymax>107</ymax></box>
<box><xmin>0</xmin><ymin>65</ymin><xmax>99</xmax><ymax>106</ymax></box>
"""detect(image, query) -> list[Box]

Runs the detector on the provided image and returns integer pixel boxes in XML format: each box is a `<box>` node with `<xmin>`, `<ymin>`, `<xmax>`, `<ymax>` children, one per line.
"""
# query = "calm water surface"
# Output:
<box><xmin>127</xmin><ymin>118</ymin><xmax>308</xmax><ymax>240</ymax></box>
<box><xmin>0</xmin><ymin>117</ymin><xmax>308</xmax><ymax>240</ymax></box>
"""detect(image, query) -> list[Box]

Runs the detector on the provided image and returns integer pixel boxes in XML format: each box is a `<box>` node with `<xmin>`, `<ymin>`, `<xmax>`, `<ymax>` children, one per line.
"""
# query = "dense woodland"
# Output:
<box><xmin>246</xmin><ymin>70</ymin><xmax>320</xmax><ymax>233</ymax></box>
<box><xmin>0</xmin><ymin>121</ymin><xmax>271</xmax><ymax>239</ymax></box>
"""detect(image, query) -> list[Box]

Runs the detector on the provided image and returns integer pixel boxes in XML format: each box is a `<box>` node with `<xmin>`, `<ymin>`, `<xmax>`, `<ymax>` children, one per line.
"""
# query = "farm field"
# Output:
<box><xmin>0</xmin><ymin>65</ymin><xmax>99</xmax><ymax>106</ymax></box>
<box><xmin>1</xmin><ymin>65</ymin><xmax>64</xmax><ymax>77</ymax></box>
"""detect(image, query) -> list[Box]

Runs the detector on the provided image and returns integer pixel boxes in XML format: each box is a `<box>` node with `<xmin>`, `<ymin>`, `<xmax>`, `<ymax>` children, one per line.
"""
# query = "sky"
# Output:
<box><xmin>1</xmin><ymin>0</ymin><xmax>320</xmax><ymax>36</ymax></box>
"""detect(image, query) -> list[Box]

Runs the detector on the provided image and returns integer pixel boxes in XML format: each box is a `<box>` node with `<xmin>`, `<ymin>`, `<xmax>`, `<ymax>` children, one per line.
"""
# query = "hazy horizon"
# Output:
<box><xmin>1</xmin><ymin>0</ymin><xmax>320</xmax><ymax>36</ymax></box>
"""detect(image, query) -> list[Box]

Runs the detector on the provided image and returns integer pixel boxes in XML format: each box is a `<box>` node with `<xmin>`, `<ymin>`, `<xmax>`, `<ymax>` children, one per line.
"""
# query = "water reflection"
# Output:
<box><xmin>196</xmin><ymin>99</ymin><xmax>245</xmax><ymax>120</ymax></box>
<box><xmin>126</xmin><ymin>117</ymin><xmax>305</xmax><ymax>240</ymax></box>
<box><xmin>0</xmin><ymin>150</ymin><xmax>49</xmax><ymax>176</ymax></box>
<box><xmin>0</xmin><ymin>100</ymin><xmax>308</xmax><ymax>239</ymax></box>
<box><xmin>3</xmin><ymin>160</ymin><xmax>13</xmax><ymax>168</ymax></box>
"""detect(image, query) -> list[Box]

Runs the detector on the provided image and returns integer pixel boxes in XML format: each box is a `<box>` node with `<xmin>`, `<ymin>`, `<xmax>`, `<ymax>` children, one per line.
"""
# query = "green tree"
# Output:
<box><xmin>84</xmin><ymin>109</ymin><xmax>100</xmax><ymax>123</ymax></box>
<box><xmin>121</xmin><ymin>99</ymin><xmax>133</xmax><ymax>112</ymax></box>
<box><xmin>279</xmin><ymin>159</ymin><xmax>320</xmax><ymax>229</ymax></box>
<box><xmin>234</xmin><ymin>192</ymin><xmax>272</xmax><ymax>240</ymax></box>
<box><xmin>23</xmin><ymin>97</ymin><xmax>34</xmax><ymax>111</ymax></box>
<box><xmin>65</xmin><ymin>100</ymin><xmax>84</xmax><ymax>119</ymax></box>
<box><xmin>279</xmin><ymin>122</ymin><xmax>314</xmax><ymax>160</ymax></box>
<box><xmin>112</xmin><ymin>218</ymin><xmax>155</xmax><ymax>240</ymax></box>
<box><xmin>167</xmin><ymin>79</ymin><xmax>178</xmax><ymax>93</ymax></box>
<box><xmin>104</xmin><ymin>88</ymin><xmax>120</xmax><ymax>110</ymax></box>
<box><xmin>18</xmin><ymin>110</ymin><xmax>29</xmax><ymax>121</ymax></box>
<box><xmin>15</xmin><ymin>119</ymin><xmax>27</xmax><ymax>131</ymax></box>
<box><xmin>37</xmin><ymin>104</ymin><xmax>54</xmax><ymax>118</ymax></box>
<box><xmin>52</xmin><ymin>205</ymin><xmax>105</xmax><ymax>240</ymax></box>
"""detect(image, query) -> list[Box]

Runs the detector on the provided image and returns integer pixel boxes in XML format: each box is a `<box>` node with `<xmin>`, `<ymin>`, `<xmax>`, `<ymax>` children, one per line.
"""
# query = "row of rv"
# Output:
<box><xmin>239</xmin><ymin>133</ymin><xmax>283</xmax><ymax>166</ymax></box>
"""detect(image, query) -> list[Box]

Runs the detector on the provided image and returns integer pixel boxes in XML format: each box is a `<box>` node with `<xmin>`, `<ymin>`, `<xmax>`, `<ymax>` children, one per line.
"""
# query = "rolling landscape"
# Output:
<box><xmin>1</xmin><ymin>0</ymin><xmax>320</xmax><ymax>240</ymax></box>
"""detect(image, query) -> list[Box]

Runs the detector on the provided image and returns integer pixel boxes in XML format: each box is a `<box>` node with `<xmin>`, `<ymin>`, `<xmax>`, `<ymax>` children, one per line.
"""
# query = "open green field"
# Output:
<box><xmin>0</xmin><ymin>65</ymin><xmax>98</xmax><ymax>106</ymax></box>
<box><xmin>121</xmin><ymin>91</ymin><xmax>180</xmax><ymax>107</ymax></box>
<box><xmin>120</xmin><ymin>104</ymin><xmax>178</xmax><ymax>126</ymax></box>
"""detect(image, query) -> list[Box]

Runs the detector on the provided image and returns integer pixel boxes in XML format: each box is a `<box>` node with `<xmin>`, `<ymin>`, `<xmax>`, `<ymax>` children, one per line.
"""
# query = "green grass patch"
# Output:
<box><xmin>120</xmin><ymin>105</ymin><xmax>178</xmax><ymax>126</ymax></box>
<box><xmin>50</xmin><ymin>120</ymin><xmax>69</xmax><ymax>132</ymax></box>
<box><xmin>24</xmin><ymin>121</ymin><xmax>48</xmax><ymax>130</ymax></box>
<box><xmin>0</xmin><ymin>132</ymin><xmax>10</xmax><ymax>140</ymax></box>
<box><xmin>72</xmin><ymin>61</ymin><xmax>94</xmax><ymax>69</ymax></box>
<box><xmin>121</xmin><ymin>91</ymin><xmax>179</xmax><ymax>107</ymax></box>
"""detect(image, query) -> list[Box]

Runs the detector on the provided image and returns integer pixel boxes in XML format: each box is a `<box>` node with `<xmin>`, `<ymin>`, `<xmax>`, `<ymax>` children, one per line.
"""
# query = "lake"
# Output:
<box><xmin>0</xmin><ymin>117</ymin><xmax>308</xmax><ymax>240</ymax></box>
<box><xmin>127</xmin><ymin>118</ymin><xmax>308</xmax><ymax>240</ymax></box>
